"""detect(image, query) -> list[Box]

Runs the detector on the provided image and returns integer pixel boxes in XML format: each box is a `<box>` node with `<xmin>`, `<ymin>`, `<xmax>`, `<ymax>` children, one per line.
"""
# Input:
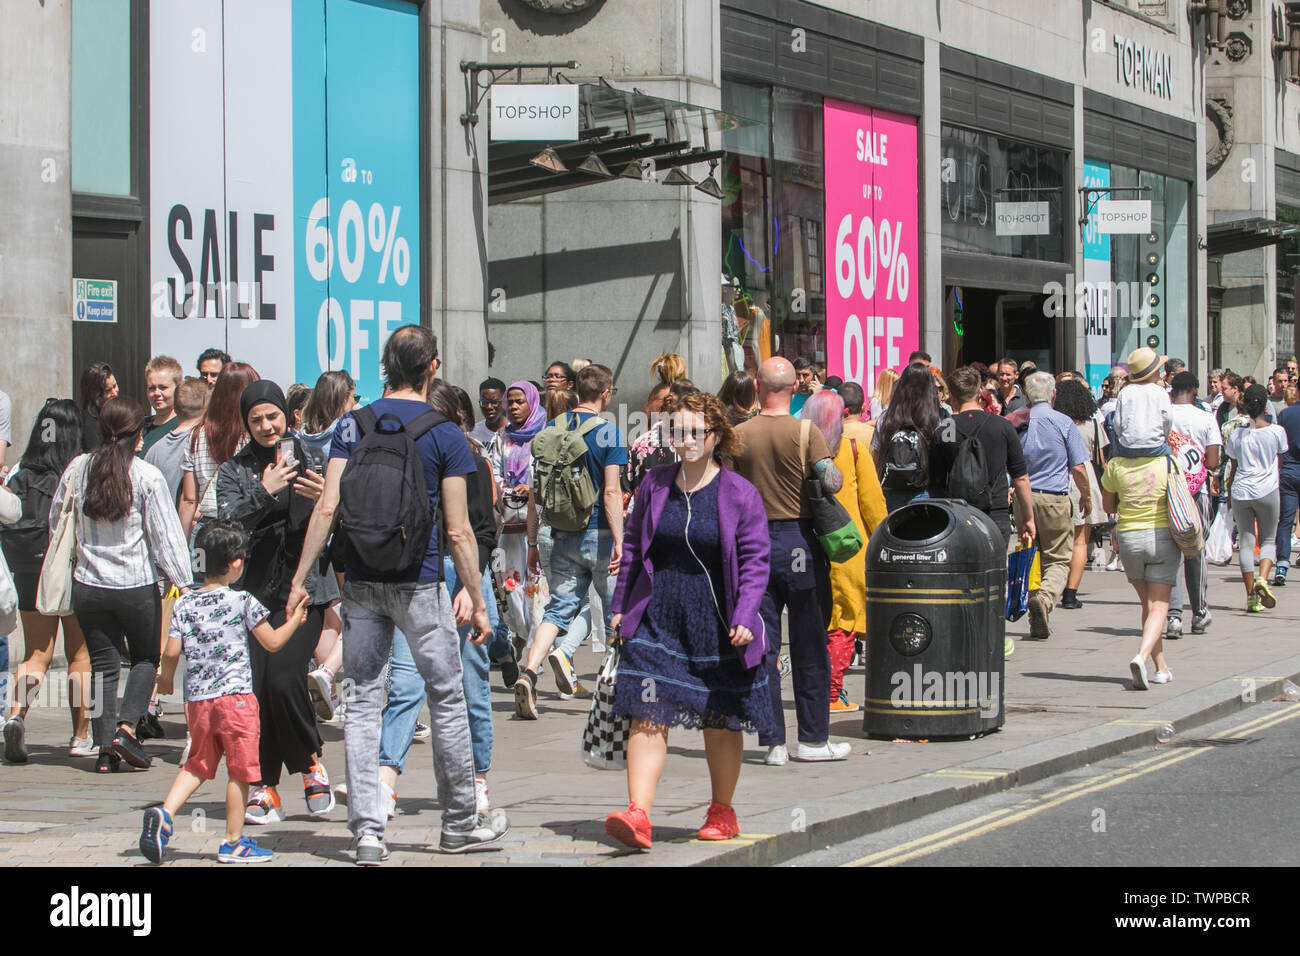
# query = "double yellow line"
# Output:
<box><xmin>842</xmin><ymin>703</ymin><xmax>1300</xmax><ymax>867</ymax></box>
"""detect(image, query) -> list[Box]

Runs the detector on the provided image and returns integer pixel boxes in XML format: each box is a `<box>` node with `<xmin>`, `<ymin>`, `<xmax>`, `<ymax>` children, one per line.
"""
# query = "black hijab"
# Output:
<box><xmin>240</xmin><ymin>380</ymin><xmax>288</xmax><ymax>468</ymax></box>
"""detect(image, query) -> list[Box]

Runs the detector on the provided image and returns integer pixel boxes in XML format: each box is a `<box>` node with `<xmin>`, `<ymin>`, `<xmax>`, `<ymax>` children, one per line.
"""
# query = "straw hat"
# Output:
<box><xmin>1125</xmin><ymin>347</ymin><xmax>1167</xmax><ymax>384</ymax></box>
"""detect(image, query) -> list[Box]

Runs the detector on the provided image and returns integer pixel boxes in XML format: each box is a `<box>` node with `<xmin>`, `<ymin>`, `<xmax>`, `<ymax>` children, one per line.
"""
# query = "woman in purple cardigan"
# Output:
<box><xmin>605</xmin><ymin>392</ymin><xmax>776</xmax><ymax>850</ymax></box>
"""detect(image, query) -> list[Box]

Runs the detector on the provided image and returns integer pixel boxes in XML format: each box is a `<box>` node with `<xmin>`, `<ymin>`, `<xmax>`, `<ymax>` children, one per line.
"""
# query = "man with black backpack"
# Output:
<box><xmin>513</xmin><ymin>364</ymin><xmax>627</xmax><ymax>719</ymax></box>
<box><xmin>929</xmin><ymin>366</ymin><xmax>1035</xmax><ymax>552</ymax></box>
<box><xmin>287</xmin><ymin>325</ymin><xmax>507</xmax><ymax>864</ymax></box>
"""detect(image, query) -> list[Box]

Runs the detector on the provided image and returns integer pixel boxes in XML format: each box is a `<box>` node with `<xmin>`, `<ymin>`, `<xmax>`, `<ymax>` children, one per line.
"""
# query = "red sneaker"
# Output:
<box><xmin>698</xmin><ymin>801</ymin><xmax>740</xmax><ymax>841</ymax></box>
<box><xmin>605</xmin><ymin>803</ymin><xmax>653</xmax><ymax>849</ymax></box>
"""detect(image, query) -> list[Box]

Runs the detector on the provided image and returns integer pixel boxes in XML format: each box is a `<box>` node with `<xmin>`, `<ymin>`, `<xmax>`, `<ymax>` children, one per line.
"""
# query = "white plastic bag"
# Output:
<box><xmin>1205</xmin><ymin>508</ymin><xmax>1233</xmax><ymax>565</ymax></box>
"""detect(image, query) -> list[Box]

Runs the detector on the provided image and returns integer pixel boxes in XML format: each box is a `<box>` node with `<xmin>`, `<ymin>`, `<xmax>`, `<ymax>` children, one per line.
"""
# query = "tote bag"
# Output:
<box><xmin>1006</xmin><ymin>546</ymin><xmax>1037</xmax><ymax>622</ymax></box>
<box><xmin>0</xmin><ymin>549</ymin><xmax>18</xmax><ymax>635</ymax></box>
<box><xmin>581</xmin><ymin>643</ymin><xmax>630</xmax><ymax>771</ymax></box>
<box><xmin>36</xmin><ymin>457</ymin><xmax>87</xmax><ymax>617</ymax></box>
<box><xmin>1165</xmin><ymin>456</ymin><xmax>1204</xmax><ymax>557</ymax></box>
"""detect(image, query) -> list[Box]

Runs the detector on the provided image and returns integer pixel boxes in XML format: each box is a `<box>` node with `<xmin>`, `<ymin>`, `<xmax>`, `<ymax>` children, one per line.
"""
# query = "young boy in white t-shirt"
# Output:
<box><xmin>138</xmin><ymin>519</ymin><xmax>306</xmax><ymax>864</ymax></box>
<box><xmin>1111</xmin><ymin>348</ymin><xmax>1172</xmax><ymax>457</ymax></box>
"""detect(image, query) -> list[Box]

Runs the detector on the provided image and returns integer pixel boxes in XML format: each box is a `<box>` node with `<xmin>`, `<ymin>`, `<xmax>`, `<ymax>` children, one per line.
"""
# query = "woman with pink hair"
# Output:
<box><xmin>802</xmin><ymin>390</ymin><xmax>886</xmax><ymax>712</ymax></box>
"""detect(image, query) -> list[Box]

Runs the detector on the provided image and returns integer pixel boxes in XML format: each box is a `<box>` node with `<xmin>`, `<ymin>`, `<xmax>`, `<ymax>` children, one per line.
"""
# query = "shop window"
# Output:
<box><xmin>1277</xmin><ymin>204</ymin><xmax>1300</xmax><ymax>364</ymax></box>
<box><xmin>722</xmin><ymin>82</ymin><xmax>827</xmax><ymax>369</ymax></box>
<box><xmin>71</xmin><ymin>0</ymin><xmax>132</xmax><ymax>196</ymax></box>
<box><xmin>941</xmin><ymin>125</ymin><xmax>1067</xmax><ymax>263</ymax></box>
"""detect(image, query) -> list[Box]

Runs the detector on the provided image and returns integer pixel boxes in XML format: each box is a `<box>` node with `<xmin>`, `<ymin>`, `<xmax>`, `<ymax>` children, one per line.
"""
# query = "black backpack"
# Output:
<box><xmin>881</xmin><ymin>427</ymin><xmax>925</xmax><ymax>491</ymax></box>
<box><xmin>945</xmin><ymin>415</ymin><xmax>991</xmax><ymax>511</ymax></box>
<box><xmin>0</xmin><ymin>469</ymin><xmax>58</xmax><ymax>574</ymax></box>
<box><xmin>336</xmin><ymin>405</ymin><xmax>447</xmax><ymax>574</ymax></box>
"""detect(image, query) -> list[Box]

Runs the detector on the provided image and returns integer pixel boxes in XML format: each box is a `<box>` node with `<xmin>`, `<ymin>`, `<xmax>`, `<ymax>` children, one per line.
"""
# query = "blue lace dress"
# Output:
<box><xmin>612</xmin><ymin>475</ymin><xmax>779</xmax><ymax>736</ymax></box>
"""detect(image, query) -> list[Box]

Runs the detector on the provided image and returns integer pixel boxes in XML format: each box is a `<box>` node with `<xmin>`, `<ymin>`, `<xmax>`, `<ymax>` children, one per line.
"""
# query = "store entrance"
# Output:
<box><xmin>947</xmin><ymin>286</ymin><xmax>1055</xmax><ymax>372</ymax></box>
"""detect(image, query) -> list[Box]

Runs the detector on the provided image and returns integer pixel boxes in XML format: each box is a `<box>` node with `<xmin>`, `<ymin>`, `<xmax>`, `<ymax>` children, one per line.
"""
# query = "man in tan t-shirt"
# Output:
<box><xmin>732</xmin><ymin>357</ymin><xmax>851</xmax><ymax>765</ymax></box>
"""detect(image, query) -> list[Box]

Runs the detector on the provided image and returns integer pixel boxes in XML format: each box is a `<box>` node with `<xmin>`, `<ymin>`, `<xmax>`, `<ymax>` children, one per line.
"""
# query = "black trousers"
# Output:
<box><xmin>757</xmin><ymin>520</ymin><xmax>833</xmax><ymax>747</ymax></box>
<box><xmin>249</xmin><ymin>604</ymin><xmax>325</xmax><ymax>786</ymax></box>
<box><xmin>73</xmin><ymin>581</ymin><xmax>161</xmax><ymax>751</ymax></box>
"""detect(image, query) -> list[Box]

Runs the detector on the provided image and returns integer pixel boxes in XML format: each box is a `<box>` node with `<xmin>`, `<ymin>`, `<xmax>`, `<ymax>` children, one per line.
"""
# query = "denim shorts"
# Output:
<box><xmin>1116</xmin><ymin>527</ymin><xmax>1182</xmax><ymax>586</ymax></box>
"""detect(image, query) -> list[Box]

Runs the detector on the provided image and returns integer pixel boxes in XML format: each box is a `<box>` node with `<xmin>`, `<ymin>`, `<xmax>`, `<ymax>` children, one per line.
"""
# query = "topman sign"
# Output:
<box><xmin>1112</xmin><ymin>34</ymin><xmax>1173</xmax><ymax>100</ymax></box>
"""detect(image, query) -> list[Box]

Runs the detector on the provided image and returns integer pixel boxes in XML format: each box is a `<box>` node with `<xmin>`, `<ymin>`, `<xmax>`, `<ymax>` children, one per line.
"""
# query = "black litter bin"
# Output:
<box><xmin>863</xmin><ymin>499</ymin><xmax>1006</xmax><ymax>740</ymax></box>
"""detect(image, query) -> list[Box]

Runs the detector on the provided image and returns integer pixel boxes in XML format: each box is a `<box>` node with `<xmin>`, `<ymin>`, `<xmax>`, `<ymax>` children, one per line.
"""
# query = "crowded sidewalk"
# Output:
<box><xmin>4</xmin><ymin>559</ymin><xmax>1297</xmax><ymax>867</ymax></box>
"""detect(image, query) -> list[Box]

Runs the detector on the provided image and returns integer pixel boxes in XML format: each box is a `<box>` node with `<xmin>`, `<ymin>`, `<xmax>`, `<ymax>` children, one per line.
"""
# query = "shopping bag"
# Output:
<box><xmin>1205</xmin><ymin>508</ymin><xmax>1234</xmax><ymax>565</ymax></box>
<box><xmin>37</xmin><ymin>458</ymin><xmax>87</xmax><ymax>617</ymax></box>
<box><xmin>1028</xmin><ymin>550</ymin><xmax>1042</xmax><ymax>592</ymax></box>
<box><xmin>1165</xmin><ymin>456</ymin><xmax>1204</xmax><ymax>557</ymax></box>
<box><xmin>1006</xmin><ymin>546</ymin><xmax>1037</xmax><ymax>622</ymax></box>
<box><xmin>0</xmin><ymin>548</ymin><xmax>17</xmax><ymax>635</ymax></box>
<box><xmin>581</xmin><ymin>643</ymin><xmax>630</xmax><ymax>770</ymax></box>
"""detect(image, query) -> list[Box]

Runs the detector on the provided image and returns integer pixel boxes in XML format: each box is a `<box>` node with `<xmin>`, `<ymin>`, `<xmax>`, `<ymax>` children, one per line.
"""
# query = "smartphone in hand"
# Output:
<box><xmin>278</xmin><ymin>437</ymin><xmax>296</xmax><ymax>467</ymax></box>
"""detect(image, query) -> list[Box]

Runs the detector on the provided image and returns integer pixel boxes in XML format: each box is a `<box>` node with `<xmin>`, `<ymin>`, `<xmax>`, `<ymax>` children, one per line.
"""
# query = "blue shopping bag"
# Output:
<box><xmin>1006</xmin><ymin>546</ymin><xmax>1037</xmax><ymax>622</ymax></box>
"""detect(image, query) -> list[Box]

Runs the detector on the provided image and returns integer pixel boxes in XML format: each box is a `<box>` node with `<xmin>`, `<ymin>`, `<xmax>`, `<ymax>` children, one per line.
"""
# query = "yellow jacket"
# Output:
<box><xmin>829</xmin><ymin>420</ymin><xmax>888</xmax><ymax>634</ymax></box>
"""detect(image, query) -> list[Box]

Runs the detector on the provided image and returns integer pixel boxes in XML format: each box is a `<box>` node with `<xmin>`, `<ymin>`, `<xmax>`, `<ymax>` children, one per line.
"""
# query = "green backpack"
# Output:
<box><xmin>530</xmin><ymin>413</ymin><xmax>606</xmax><ymax>531</ymax></box>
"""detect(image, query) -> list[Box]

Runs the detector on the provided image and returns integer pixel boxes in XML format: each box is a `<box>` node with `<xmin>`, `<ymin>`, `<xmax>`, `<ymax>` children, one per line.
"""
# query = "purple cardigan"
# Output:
<box><xmin>610</xmin><ymin>463</ymin><xmax>771</xmax><ymax>669</ymax></box>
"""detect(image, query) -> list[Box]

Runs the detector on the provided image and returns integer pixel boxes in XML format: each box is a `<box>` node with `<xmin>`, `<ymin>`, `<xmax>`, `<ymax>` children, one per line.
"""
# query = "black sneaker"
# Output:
<box><xmin>498</xmin><ymin>649</ymin><xmax>520</xmax><ymax>690</ymax></box>
<box><xmin>513</xmin><ymin>674</ymin><xmax>539</xmax><ymax>720</ymax></box>
<box><xmin>1058</xmin><ymin>595</ymin><xmax>1083</xmax><ymax>609</ymax></box>
<box><xmin>136</xmin><ymin>711</ymin><xmax>165</xmax><ymax>741</ymax></box>
<box><xmin>111</xmin><ymin>729</ymin><xmax>152</xmax><ymax>769</ymax></box>
<box><xmin>439</xmin><ymin>811</ymin><xmax>510</xmax><ymax>853</ymax></box>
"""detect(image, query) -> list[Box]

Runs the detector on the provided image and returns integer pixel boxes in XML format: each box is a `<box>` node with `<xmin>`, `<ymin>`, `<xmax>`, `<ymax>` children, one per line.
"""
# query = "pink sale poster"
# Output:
<box><xmin>823</xmin><ymin>100</ymin><xmax>918</xmax><ymax>392</ymax></box>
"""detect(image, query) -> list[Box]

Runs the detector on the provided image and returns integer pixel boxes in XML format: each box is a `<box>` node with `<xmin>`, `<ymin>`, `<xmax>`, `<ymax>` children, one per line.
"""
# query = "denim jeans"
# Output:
<box><xmin>340</xmin><ymin>579</ymin><xmax>476</xmax><ymax>839</ymax></box>
<box><xmin>884</xmin><ymin>487</ymin><xmax>929</xmax><ymax>514</ymax></box>
<box><xmin>540</xmin><ymin>526</ymin><xmax>615</xmax><ymax>635</ymax></box>
<box><xmin>1169</xmin><ymin>486</ymin><xmax>1211</xmax><ymax>621</ymax></box>
<box><xmin>378</xmin><ymin>558</ymin><xmax>496</xmax><ymax>775</ymax></box>
<box><xmin>536</xmin><ymin>523</ymin><xmax>591</xmax><ymax>658</ymax></box>
<box><xmin>1276</xmin><ymin>465</ymin><xmax>1300</xmax><ymax>570</ymax></box>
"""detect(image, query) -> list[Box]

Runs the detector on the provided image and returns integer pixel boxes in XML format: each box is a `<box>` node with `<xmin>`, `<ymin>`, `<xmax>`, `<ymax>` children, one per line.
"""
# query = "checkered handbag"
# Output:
<box><xmin>582</xmin><ymin>643</ymin><xmax>629</xmax><ymax>771</ymax></box>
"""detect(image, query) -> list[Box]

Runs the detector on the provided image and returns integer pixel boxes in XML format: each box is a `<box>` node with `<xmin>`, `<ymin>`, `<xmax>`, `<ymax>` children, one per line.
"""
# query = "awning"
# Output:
<box><xmin>1207</xmin><ymin>217</ymin><xmax>1300</xmax><ymax>256</ymax></box>
<box><xmin>488</xmin><ymin>83</ymin><xmax>762</xmax><ymax>205</ymax></box>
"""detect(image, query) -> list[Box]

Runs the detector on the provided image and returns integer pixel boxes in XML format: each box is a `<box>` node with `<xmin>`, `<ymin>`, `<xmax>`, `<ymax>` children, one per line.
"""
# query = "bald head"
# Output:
<box><xmin>757</xmin><ymin>357</ymin><xmax>796</xmax><ymax>413</ymax></box>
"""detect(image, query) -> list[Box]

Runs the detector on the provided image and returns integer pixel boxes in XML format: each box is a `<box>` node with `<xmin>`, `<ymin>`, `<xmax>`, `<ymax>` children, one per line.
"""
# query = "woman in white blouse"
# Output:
<box><xmin>1225</xmin><ymin>384</ymin><xmax>1289</xmax><ymax>613</ymax></box>
<box><xmin>51</xmin><ymin>397</ymin><xmax>192</xmax><ymax>773</ymax></box>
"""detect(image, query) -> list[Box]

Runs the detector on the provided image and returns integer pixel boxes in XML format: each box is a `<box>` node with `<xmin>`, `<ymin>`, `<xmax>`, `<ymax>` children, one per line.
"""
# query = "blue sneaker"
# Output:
<box><xmin>1274</xmin><ymin>566</ymin><xmax>1288</xmax><ymax>587</ymax></box>
<box><xmin>217</xmin><ymin>835</ymin><xmax>273</xmax><ymax>864</ymax></box>
<box><xmin>139</xmin><ymin>807</ymin><xmax>172</xmax><ymax>864</ymax></box>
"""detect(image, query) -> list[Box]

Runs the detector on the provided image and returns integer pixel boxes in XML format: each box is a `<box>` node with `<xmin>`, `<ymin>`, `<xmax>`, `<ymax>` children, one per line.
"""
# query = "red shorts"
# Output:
<box><xmin>184</xmin><ymin>693</ymin><xmax>262</xmax><ymax>783</ymax></box>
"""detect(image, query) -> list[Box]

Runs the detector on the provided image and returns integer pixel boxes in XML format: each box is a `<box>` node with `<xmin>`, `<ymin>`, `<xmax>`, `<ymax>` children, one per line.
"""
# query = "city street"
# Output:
<box><xmin>3</xmin><ymin>559</ymin><xmax>1299</xmax><ymax>867</ymax></box>
<box><xmin>786</xmin><ymin>698</ymin><xmax>1300</xmax><ymax>867</ymax></box>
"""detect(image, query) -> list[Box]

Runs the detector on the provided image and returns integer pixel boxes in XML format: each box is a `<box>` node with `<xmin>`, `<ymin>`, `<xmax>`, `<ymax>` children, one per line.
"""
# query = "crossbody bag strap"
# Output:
<box><xmin>799</xmin><ymin>418</ymin><xmax>811</xmax><ymax>478</ymax></box>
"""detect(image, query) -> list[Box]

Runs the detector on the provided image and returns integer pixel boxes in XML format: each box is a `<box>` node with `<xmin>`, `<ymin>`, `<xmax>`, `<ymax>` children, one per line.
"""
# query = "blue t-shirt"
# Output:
<box><xmin>552</xmin><ymin>411</ymin><xmax>628</xmax><ymax>530</ymax></box>
<box><xmin>329</xmin><ymin>398</ymin><xmax>477</xmax><ymax>583</ymax></box>
<box><xmin>1278</xmin><ymin>404</ymin><xmax>1300</xmax><ymax>466</ymax></box>
<box><xmin>790</xmin><ymin>392</ymin><xmax>810</xmax><ymax>417</ymax></box>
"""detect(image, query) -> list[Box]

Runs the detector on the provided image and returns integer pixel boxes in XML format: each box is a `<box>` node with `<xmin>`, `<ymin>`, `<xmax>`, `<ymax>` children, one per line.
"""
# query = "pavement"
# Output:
<box><xmin>3</xmin><ymin>557</ymin><xmax>1300</xmax><ymax>867</ymax></box>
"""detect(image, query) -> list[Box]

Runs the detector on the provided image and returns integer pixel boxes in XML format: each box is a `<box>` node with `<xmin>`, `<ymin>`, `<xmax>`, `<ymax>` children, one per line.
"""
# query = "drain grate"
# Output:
<box><xmin>1165</xmin><ymin>737</ymin><xmax>1259</xmax><ymax>747</ymax></box>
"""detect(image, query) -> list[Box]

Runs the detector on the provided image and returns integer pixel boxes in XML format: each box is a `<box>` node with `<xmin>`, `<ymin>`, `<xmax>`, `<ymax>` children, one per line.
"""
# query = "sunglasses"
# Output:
<box><xmin>669</xmin><ymin>427</ymin><xmax>713</xmax><ymax>443</ymax></box>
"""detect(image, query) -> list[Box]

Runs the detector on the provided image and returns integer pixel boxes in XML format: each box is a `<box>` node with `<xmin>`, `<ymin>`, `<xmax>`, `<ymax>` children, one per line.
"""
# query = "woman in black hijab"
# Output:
<box><xmin>215</xmin><ymin>380</ymin><xmax>338</xmax><ymax>824</ymax></box>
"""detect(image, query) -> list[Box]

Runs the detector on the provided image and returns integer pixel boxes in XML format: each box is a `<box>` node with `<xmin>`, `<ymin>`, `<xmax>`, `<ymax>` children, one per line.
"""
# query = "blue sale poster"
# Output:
<box><xmin>151</xmin><ymin>0</ymin><xmax>420</xmax><ymax>402</ymax></box>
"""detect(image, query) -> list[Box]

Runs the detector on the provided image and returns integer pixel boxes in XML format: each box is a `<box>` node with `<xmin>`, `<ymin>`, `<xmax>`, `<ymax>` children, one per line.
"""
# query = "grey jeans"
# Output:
<box><xmin>340</xmin><ymin>579</ymin><xmax>476</xmax><ymax>839</ymax></box>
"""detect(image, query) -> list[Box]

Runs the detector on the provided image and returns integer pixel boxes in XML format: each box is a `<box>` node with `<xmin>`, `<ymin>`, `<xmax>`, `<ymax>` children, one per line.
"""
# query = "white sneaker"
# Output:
<box><xmin>1107</xmin><ymin>555</ymin><xmax>1123</xmax><ymax>572</ymax></box>
<box><xmin>1151</xmin><ymin>669</ymin><xmax>1174</xmax><ymax>684</ymax></box>
<box><xmin>1129</xmin><ymin>655</ymin><xmax>1149</xmax><ymax>691</ymax></box>
<box><xmin>69</xmin><ymin>735</ymin><xmax>96</xmax><ymax>758</ymax></box>
<box><xmin>764</xmin><ymin>745</ymin><xmax>789</xmax><ymax>766</ymax></box>
<box><xmin>307</xmin><ymin>668</ymin><xmax>336</xmax><ymax>722</ymax></box>
<box><xmin>355</xmin><ymin>834</ymin><xmax>389</xmax><ymax>866</ymax></box>
<box><xmin>412</xmin><ymin>722</ymin><xmax>431</xmax><ymax>741</ymax></box>
<box><xmin>474</xmin><ymin>776</ymin><xmax>490</xmax><ymax>814</ymax></box>
<box><xmin>793</xmin><ymin>740</ymin><xmax>853</xmax><ymax>762</ymax></box>
<box><xmin>439</xmin><ymin>811</ymin><xmax>510</xmax><ymax>854</ymax></box>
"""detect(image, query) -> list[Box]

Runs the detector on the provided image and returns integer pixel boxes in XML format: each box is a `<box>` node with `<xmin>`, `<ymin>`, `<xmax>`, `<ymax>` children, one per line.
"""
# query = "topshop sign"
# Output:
<box><xmin>1112</xmin><ymin>34</ymin><xmax>1173</xmax><ymax>100</ymax></box>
